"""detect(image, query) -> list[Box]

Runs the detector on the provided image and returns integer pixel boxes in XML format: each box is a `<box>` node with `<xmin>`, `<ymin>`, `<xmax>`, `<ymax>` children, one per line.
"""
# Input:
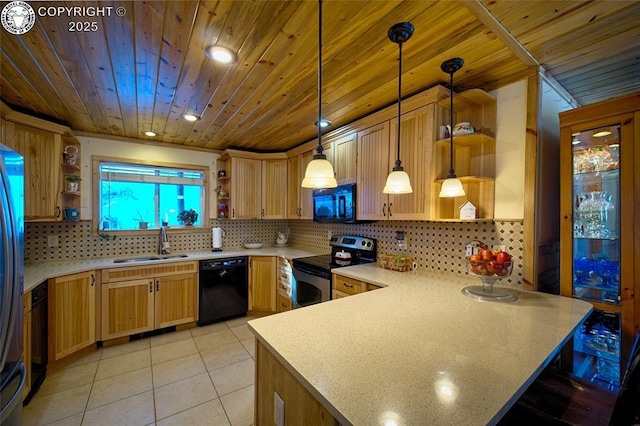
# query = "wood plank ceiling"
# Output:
<box><xmin>1</xmin><ymin>0</ymin><xmax>639</xmax><ymax>152</ymax></box>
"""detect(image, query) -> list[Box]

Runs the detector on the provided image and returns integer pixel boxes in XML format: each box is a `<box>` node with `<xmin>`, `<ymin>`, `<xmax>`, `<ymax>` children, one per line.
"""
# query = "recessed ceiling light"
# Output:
<box><xmin>143</xmin><ymin>131</ymin><xmax>157</xmax><ymax>137</ymax></box>
<box><xmin>205</xmin><ymin>45</ymin><xmax>238</xmax><ymax>64</ymax></box>
<box><xmin>315</xmin><ymin>119</ymin><xmax>331</xmax><ymax>128</ymax></box>
<box><xmin>593</xmin><ymin>130</ymin><xmax>612</xmax><ymax>137</ymax></box>
<box><xmin>181</xmin><ymin>113</ymin><xmax>200</xmax><ymax>122</ymax></box>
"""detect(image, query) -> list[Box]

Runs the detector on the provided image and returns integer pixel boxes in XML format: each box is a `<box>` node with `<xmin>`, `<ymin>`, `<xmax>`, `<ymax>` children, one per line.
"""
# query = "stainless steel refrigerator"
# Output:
<box><xmin>0</xmin><ymin>143</ymin><xmax>25</xmax><ymax>425</ymax></box>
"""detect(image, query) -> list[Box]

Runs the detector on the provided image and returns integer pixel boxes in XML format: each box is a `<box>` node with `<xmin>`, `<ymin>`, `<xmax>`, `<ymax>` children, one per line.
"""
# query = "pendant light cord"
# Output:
<box><xmin>393</xmin><ymin>40</ymin><xmax>403</xmax><ymax>171</ymax></box>
<box><xmin>314</xmin><ymin>0</ymin><xmax>326</xmax><ymax>160</ymax></box>
<box><xmin>448</xmin><ymin>68</ymin><xmax>456</xmax><ymax>178</ymax></box>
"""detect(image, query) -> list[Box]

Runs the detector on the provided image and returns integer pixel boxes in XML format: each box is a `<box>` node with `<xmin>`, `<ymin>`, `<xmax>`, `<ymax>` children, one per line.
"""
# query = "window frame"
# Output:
<box><xmin>92</xmin><ymin>156</ymin><xmax>210</xmax><ymax>236</ymax></box>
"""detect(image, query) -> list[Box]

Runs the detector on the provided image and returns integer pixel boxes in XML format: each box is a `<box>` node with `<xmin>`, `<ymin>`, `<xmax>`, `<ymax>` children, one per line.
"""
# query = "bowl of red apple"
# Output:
<box><xmin>467</xmin><ymin>247</ymin><xmax>513</xmax><ymax>278</ymax></box>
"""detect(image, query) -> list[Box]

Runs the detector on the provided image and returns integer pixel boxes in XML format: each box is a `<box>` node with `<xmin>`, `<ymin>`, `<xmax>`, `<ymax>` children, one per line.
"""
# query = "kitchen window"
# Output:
<box><xmin>94</xmin><ymin>158</ymin><xmax>208</xmax><ymax>231</ymax></box>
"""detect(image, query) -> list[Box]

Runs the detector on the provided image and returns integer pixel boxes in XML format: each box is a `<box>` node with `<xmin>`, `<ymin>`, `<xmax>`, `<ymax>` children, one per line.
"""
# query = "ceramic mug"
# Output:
<box><xmin>65</xmin><ymin>207</ymin><xmax>79</xmax><ymax>220</ymax></box>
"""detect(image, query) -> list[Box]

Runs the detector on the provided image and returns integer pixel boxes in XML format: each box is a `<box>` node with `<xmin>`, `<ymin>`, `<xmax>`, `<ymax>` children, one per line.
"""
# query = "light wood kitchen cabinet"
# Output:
<box><xmin>276</xmin><ymin>291</ymin><xmax>292</xmax><ymax>312</ymax></box>
<box><xmin>249</xmin><ymin>256</ymin><xmax>276</xmax><ymax>312</ymax></box>
<box><xmin>357</xmin><ymin>105</ymin><xmax>434</xmax><ymax>220</ymax></box>
<box><xmin>2</xmin><ymin>121</ymin><xmax>63</xmax><ymax>221</ymax></box>
<box><xmin>357</xmin><ymin>121</ymin><xmax>391</xmax><ymax>220</ymax></box>
<box><xmin>230</xmin><ymin>157</ymin><xmax>262</xmax><ymax>219</ymax></box>
<box><xmin>101</xmin><ymin>262</ymin><xmax>198</xmax><ymax>340</ymax></box>
<box><xmin>216</xmin><ymin>150</ymin><xmax>288</xmax><ymax>220</ymax></box>
<box><xmin>261</xmin><ymin>159</ymin><xmax>287</xmax><ymax>219</ymax></box>
<box><xmin>331</xmin><ymin>131</ymin><xmax>357</xmax><ymax>184</ymax></box>
<box><xmin>49</xmin><ymin>271</ymin><xmax>96</xmax><ymax>362</ymax></box>
<box><xmin>286</xmin><ymin>150</ymin><xmax>314</xmax><ymax>219</ymax></box>
<box><xmin>431</xmin><ymin>89</ymin><xmax>496</xmax><ymax>220</ymax></box>
<box><xmin>101</xmin><ymin>278</ymin><xmax>155</xmax><ymax>339</ymax></box>
<box><xmin>332</xmin><ymin>274</ymin><xmax>379</xmax><ymax>299</ymax></box>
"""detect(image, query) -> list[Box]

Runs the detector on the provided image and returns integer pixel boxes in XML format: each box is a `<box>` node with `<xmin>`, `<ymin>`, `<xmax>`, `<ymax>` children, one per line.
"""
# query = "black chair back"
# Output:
<box><xmin>609</xmin><ymin>332</ymin><xmax>640</xmax><ymax>425</ymax></box>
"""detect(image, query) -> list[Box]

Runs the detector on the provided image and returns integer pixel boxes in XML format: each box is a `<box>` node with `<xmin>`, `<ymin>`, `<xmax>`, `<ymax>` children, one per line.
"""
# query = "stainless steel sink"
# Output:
<box><xmin>113</xmin><ymin>254</ymin><xmax>188</xmax><ymax>264</ymax></box>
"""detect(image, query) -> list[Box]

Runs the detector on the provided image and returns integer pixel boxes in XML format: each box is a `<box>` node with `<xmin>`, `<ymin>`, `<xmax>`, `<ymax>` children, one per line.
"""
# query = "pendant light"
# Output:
<box><xmin>439</xmin><ymin>58</ymin><xmax>466</xmax><ymax>198</ymax></box>
<box><xmin>301</xmin><ymin>0</ymin><xmax>337</xmax><ymax>189</ymax></box>
<box><xmin>383</xmin><ymin>22</ymin><xmax>414</xmax><ymax>194</ymax></box>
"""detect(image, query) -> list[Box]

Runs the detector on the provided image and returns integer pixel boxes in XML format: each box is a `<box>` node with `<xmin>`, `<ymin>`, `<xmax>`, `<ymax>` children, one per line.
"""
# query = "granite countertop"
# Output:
<box><xmin>23</xmin><ymin>246</ymin><xmax>317</xmax><ymax>293</ymax></box>
<box><xmin>248</xmin><ymin>264</ymin><xmax>593</xmax><ymax>426</ymax></box>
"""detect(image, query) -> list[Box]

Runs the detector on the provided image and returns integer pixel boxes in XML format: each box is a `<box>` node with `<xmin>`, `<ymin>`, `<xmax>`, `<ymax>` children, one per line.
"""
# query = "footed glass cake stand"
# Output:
<box><xmin>462</xmin><ymin>264</ymin><xmax>517</xmax><ymax>303</ymax></box>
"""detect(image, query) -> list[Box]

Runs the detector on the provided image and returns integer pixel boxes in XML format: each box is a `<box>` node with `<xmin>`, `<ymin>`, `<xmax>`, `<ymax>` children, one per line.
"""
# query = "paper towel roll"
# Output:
<box><xmin>212</xmin><ymin>227</ymin><xmax>223</xmax><ymax>250</ymax></box>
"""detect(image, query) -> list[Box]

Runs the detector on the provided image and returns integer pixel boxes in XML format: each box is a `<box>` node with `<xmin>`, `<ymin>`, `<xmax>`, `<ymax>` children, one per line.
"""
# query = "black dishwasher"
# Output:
<box><xmin>198</xmin><ymin>257</ymin><xmax>248</xmax><ymax>326</ymax></box>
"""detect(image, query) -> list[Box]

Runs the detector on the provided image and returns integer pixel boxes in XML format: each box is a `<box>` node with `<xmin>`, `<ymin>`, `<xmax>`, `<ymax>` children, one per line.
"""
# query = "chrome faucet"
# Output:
<box><xmin>158</xmin><ymin>226</ymin><xmax>170</xmax><ymax>255</ymax></box>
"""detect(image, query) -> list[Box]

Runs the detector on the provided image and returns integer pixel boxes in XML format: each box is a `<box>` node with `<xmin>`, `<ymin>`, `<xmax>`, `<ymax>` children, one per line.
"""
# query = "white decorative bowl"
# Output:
<box><xmin>243</xmin><ymin>242</ymin><xmax>264</xmax><ymax>249</ymax></box>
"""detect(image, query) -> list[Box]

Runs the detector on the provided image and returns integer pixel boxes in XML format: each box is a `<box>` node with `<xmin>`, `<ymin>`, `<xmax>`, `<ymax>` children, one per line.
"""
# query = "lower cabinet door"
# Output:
<box><xmin>102</xmin><ymin>278</ymin><xmax>155</xmax><ymax>340</ymax></box>
<box><xmin>49</xmin><ymin>271</ymin><xmax>96</xmax><ymax>361</ymax></box>
<box><xmin>154</xmin><ymin>273</ymin><xmax>197</xmax><ymax>329</ymax></box>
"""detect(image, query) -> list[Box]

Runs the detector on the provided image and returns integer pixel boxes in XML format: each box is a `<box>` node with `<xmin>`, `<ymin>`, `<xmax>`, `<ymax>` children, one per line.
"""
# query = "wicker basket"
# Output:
<box><xmin>378</xmin><ymin>254</ymin><xmax>414</xmax><ymax>272</ymax></box>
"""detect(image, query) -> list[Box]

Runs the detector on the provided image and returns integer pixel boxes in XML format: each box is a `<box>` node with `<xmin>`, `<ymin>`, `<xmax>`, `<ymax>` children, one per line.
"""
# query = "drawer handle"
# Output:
<box><xmin>343</xmin><ymin>283</ymin><xmax>353</xmax><ymax>288</ymax></box>
<box><xmin>388</xmin><ymin>203</ymin><xmax>393</xmax><ymax>217</ymax></box>
<box><xmin>149</xmin><ymin>281</ymin><xmax>153</xmax><ymax>293</ymax></box>
<box><xmin>382</xmin><ymin>203</ymin><xmax>386</xmax><ymax>217</ymax></box>
<box><xmin>155</xmin><ymin>280</ymin><xmax>159</xmax><ymax>291</ymax></box>
<box><xmin>281</xmin><ymin>303</ymin><xmax>287</xmax><ymax>308</ymax></box>
<box><xmin>90</xmin><ymin>274</ymin><xmax>95</xmax><ymax>286</ymax></box>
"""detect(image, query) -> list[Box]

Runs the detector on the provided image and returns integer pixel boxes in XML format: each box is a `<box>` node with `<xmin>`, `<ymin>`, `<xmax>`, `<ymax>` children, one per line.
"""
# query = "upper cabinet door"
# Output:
<box><xmin>261</xmin><ymin>159</ymin><xmax>287</xmax><ymax>219</ymax></box>
<box><xmin>357</xmin><ymin>121</ymin><xmax>390</xmax><ymax>220</ymax></box>
<box><xmin>389</xmin><ymin>105</ymin><xmax>433</xmax><ymax>220</ymax></box>
<box><xmin>332</xmin><ymin>132</ymin><xmax>357</xmax><ymax>185</ymax></box>
<box><xmin>4</xmin><ymin>122</ymin><xmax>63</xmax><ymax>221</ymax></box>
<box><xmin>230</xmin><ymin>157</ymin><xmax>261</xmax><ymax>219</ymax></box>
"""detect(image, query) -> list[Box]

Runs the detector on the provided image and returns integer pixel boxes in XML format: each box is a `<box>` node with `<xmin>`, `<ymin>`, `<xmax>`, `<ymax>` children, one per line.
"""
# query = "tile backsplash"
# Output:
<box><xmin>26</xmin><ymin>219</ymin><xmax>524</xmax><ymax>286</ymax></box>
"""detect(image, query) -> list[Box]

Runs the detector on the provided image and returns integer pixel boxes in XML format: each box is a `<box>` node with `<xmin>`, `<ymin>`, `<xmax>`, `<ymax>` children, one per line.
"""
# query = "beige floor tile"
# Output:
<box><xmin>209</xmin><ymin>359</ymin><xmax>255</xmax><ymax>397</ymax></box>
<box><xmin>154</xmin><ymin>372</ymin><xmax>217</xmax><ymax>420</ymax></box>
<box><xmin>152</xmin><ymin>352</ymin><xmax>206</xmax><ymax>388</ymax></box>
<box><xmin>82</xmin><ymin>390</ymin><xmax>155</xmax><ymax>426</ymax></box>
<box><xmin>87</xmin><ymin>366</ymin><xmax>153</xmax><ymax>410</ymax></box>
<box><xmin>95</xmin><ymin>349</ymin><xmax>151</xmax><ymax>381</ymax></box>
<box><xmin>150</xmin><ymin>328</ymin><xmax>193</xmax><ymax>347</ymax></box>
<box><xmin>229</xmin><ymin>324</ymin><xmax>254</xmax><ymax>341</ymax></box>
<box><xmin>220</xmin><ymin>385</ymin><xmax>255</xmax><ymax>426</ymax></box>
<box><xmin>46</xmin><ymin>413</ymin><xmax>83</xmax><ymax>426</ymax></box>
<box><xmin>151</xmin><ymin>338</ymin><xmax>198</xmax><ymax>365</ymax></box>
<box><xmin>240</xmin><ymin>338</ymin><xmax>256</xmax><ymax>358</ymax></box>
<box><xmin>101</xmin><ymin>338</ymin><xmax>150</xmax><ymax>360</ymax></box>
<box><xmin>190</xmin><ymin>321</ymin><xmax>229</xmax><ymax>338</ymax></box>
<box><xmin>36</xmin><ymin>361</ymin><xmax>98</xmax><ymax>397</ymax></box>
<box><xmin>193</xmin><ymin>329</ymin><xmax>238</xmax><ymax>353</ymax></box>
<box><xmin>224</xmin><ymin>316</ymin><xmax>252</xmax><ymax>328</ymax></box>
<box><xmin>156</xmin><ymin>399</ymin><xmax>230</xmax><ymax>426</ymax></box>
<box><xmin>48</xmin><ymin>348</ymin><xmax>102</xmax><ymax>373</ymax></box>
<box><xmin>201</xmin><ymin>342</ymin><xmax>251</xmax><ymax>372</ymax></box>
<box><xmin>22</xmin><ymin>383</ymin><xmax>91</xmax><ymax>426</ymax></box>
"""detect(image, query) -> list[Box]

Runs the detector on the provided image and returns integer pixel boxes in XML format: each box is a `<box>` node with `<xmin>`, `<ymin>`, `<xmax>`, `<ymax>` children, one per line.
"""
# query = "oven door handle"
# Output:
<box><xmin>292</xmin><ymin>264</ymin><xmax>331</xmax><ymax>280</ymax></box>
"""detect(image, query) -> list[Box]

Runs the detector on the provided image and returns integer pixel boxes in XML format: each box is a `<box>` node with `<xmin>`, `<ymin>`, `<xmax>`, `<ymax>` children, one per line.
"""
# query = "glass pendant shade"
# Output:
<box><xmin>439</xmin><ymin>177</ymin><xmax>465</xmax><ymax>197</ymax></box>
<box><xmin>301</xmin><ymin>158</ymin><xmax>337</xmax><ymax>188</ymax></box>
<box><xmin>383</xmin><ymin>170</ymin><xmax>413</xmax><ymax>194</ymax></box>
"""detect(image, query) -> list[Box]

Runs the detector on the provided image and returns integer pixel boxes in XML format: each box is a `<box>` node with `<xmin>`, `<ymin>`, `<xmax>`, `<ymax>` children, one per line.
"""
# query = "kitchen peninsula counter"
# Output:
<box><xmin>248</xmin><ymin>264</ymin><xmax>593</xmax><ymax>425</ymax></box>
<box><xmin>23</xmin><ymin>247</ymin><xmax>316</xmax><ymax>293</ymax></box>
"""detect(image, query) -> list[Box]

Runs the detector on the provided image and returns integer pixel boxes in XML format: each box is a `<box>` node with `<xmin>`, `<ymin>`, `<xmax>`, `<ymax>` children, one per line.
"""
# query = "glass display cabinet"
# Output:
<box><xmin>559</xmin><ymin>93</ymin><xmax>639</xmax><ymax>391</ymax></box>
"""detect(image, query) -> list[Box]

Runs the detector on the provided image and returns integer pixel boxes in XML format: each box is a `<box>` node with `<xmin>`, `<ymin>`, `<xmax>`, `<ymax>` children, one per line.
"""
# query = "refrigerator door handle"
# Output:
<box><xmin>0</xmin><ymin>362</ymin><xmax>26</xmax><ymax>424</ymax></box>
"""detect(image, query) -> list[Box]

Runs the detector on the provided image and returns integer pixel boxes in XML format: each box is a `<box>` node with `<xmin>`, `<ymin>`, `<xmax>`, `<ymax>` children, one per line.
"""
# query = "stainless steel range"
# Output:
<box><xmin>292</xmin><ymin>235</ymin><xmax>377</xmax><ymax>308</ymax></box>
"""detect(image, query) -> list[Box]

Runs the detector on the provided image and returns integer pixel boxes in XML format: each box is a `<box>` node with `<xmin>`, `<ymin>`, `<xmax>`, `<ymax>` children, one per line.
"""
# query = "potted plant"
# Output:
<box><xmin>177</xmin><ymin>209</ymin><xmax>198</xmax><ymax>226</ymax></box>
<box><xmin>133</xmin><ymin>209</ymin><xmax>150</xmax><ymax>229</ymax></box>
<box><xmin>64</xmin><ymin>175</ymin><xmax>82</xmax><ymax>192</ymax></box>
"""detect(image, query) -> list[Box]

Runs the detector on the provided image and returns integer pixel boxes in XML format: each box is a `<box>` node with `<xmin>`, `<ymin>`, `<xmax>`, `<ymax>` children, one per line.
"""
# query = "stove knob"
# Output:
<box><xmin>361</xmin><ymin>241</ymin><xmax>365</xmax><ymax>246</ymax></box>
<box><xmin>367</xmin><ymin>242</ymin><xmax>372</xmax><ymax>247</ymax></box>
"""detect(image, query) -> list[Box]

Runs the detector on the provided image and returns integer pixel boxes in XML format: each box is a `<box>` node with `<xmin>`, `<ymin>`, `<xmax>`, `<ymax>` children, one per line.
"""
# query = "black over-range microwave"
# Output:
<box><xmin>312</xmin><ymin>183</ymin><xmax>357</xmax><ymax>223</ymax></box>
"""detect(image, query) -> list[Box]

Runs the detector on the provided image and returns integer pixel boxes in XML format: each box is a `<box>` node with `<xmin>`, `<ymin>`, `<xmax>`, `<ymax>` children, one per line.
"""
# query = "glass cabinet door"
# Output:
<box><xmin>571</xmin><ymin>124</ymin><xmax>622</xmax><ymax>390</ymax></box>
<box><xmin>572</xmin><ymin>125</ymin><xmax>620</xmax><ymax>304</ymax></box>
